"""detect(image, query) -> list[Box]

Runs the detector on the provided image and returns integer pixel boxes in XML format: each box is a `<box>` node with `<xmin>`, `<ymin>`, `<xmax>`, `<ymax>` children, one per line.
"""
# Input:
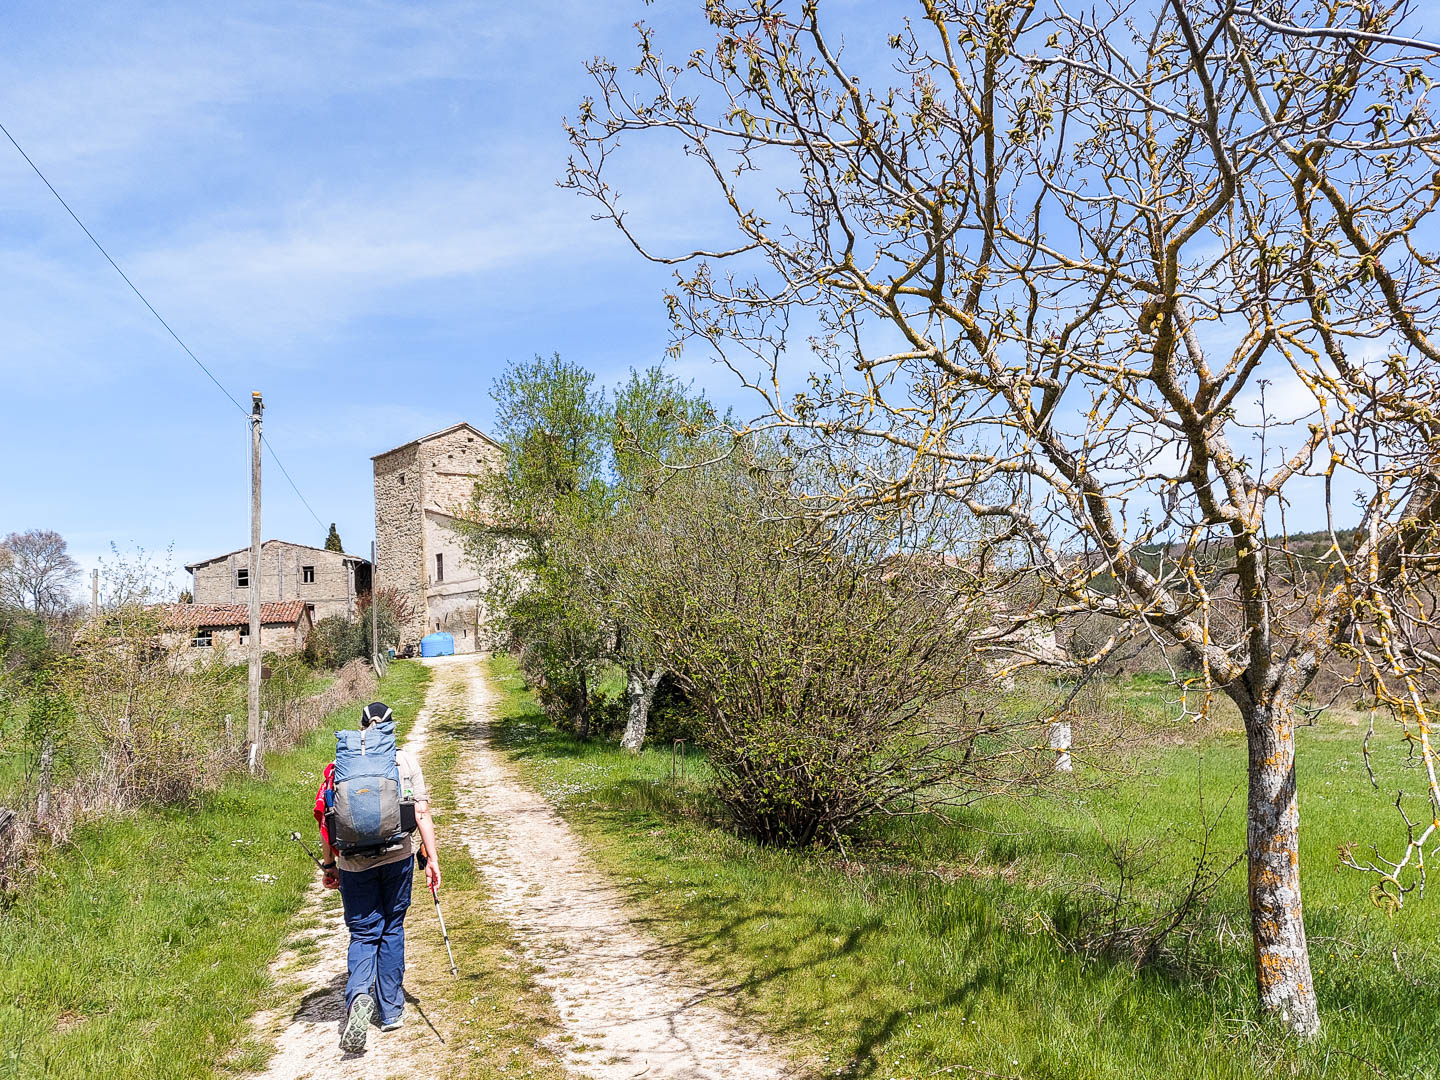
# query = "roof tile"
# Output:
<box><xmin>160</xmin><ymin>601</ymin><xmax>310</xmax><ymax>629</ymax></box>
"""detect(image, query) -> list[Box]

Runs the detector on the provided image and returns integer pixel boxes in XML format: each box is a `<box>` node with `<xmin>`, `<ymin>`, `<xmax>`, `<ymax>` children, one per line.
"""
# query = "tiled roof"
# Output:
<box><xmin>160</xmin><ymin>601</ymin><xmax>310</xmax><ymax>629</ymax></box>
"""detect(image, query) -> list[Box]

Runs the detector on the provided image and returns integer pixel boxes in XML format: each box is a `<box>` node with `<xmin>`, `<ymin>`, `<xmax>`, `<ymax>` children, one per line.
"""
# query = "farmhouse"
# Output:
<box><xmin>159</xmin><ymin>600</ymin><xmax>314</xmax><ymax>661</ymax></box>
<box><xmin>373</xmin><ymin>422</ymin><xmax>507</xmax><ymax>653</ymax></box>
<box><xmin>185</xmin><ymin>540</ymin><xmax>371</xmax><ymax>625</ymax></box>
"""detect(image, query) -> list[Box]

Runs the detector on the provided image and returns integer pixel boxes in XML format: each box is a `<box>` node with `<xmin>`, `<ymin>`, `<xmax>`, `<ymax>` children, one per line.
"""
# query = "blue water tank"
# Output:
<box><xmin>420</xmin><ymin>632</ymin><xmax>455</xmax><ymax>657</ymax></box>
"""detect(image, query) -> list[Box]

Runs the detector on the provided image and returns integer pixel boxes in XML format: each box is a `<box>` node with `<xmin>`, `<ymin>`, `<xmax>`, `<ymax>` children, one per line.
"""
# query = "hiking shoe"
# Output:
<box><xmin>340</xmin><ymin>993</ymin><xmax>375</xmax><ymax>1052</ymax></box>
<box><xmin>380</xmin><ymin>1014</ymin><xmax>403</xmax><ymax>1032</ymax></box>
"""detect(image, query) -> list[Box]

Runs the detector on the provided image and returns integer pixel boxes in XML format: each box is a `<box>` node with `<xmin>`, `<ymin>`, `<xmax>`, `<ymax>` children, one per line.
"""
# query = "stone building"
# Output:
<box><xmin>160</xmin><ymin>601</ymin><xmax>314</xmax><ymax>664</ymax></box>
<box><xmin>372</xmin><ymin>422</ymin><xmax>505</xmax><ymax>653</ymax></box>
<box><xmin>186</xmin><ymin>540</ymin><xmax>371</xmax><ymax>625</ymax></box>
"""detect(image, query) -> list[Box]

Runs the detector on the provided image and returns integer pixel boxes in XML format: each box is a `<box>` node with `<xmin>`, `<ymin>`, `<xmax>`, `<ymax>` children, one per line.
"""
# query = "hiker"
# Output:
<box><xmin>312</xmin><ymin>701</ymin><xmax>441</xmax><ymax>1053</ymax></box>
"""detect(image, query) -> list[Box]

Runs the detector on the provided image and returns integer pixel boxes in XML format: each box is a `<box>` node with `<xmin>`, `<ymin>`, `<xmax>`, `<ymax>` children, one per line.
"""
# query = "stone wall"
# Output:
<box><xmin>189</xmin><ymin>542</ymin><xmax>360</xmax><ymax>622</ymax></box>
<box><xmin>374</xmin><ymin>424</ymin><xmax>515</xmax><ymax>652</ymax></box>
<box><xmin>420</xmin><ymin>426</ymin><xmax>501</xmax><ymax>514</ymax></box>
<box><xmin>373</xmin><ymin>442</ymin><xmax>427</xmax><ymax>647</ymax></box>
<box><xmin>165</xmin><ymin>619</ymin><xmax>309</xmax><ymax>668</ymax></box>
<box><xmin>420</xmin><ymin>428</ymin><xmax>505</xmax><ymax>654</ymax></box>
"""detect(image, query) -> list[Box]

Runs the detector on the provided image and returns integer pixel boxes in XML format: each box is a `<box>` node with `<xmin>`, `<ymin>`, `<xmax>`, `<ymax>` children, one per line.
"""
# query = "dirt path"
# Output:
<box><xmin>447</xmin><ymin>655</ymin><xmax>795</xmax><ymax>1080</ymax></box>
<box><xmin>250</xmin><ymin>654</ymin><xmax>795</xmax><ymax>1079</ymax></box>
<box><xmin>246</xmin><ymin>658</ymin><xmax>451</xmax><ymax>1080</ymax></box>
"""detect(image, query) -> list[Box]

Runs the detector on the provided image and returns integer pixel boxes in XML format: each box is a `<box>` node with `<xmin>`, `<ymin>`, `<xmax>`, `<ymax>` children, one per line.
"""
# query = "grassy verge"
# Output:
<box><xmin>379</xmin><ymin>668</ymin><xmax>566</xmax><ymax>1080</ymax></box>
<box><xmin>486</xmin><ymin>654</ymin><xmax>1440</xmax><ymax>1080</ymax></box>
<box><xmin>0</xmin><ymin>660</ymin><xmax>429</xmax><ymax>1080</ymax></box>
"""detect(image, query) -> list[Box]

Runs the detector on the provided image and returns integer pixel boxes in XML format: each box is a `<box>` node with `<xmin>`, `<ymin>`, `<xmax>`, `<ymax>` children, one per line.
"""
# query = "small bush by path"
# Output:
<box><xmin>485</xmin><ymin>654</ymin><xmax>1440</xmax><ymax>1080</ymax></box>
<box><xmin>0</xmin><ymin>660</ymin><xmax>429</xmax><ymax>1080</ymax></box>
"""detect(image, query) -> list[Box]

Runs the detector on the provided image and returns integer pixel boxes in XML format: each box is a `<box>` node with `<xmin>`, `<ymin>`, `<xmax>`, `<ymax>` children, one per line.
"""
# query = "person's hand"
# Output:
<box><xmin>425</xmin><ymin>860</ymin><xmax>440</xmax><ymax>893</ymax></box>
<box><xmin>322</xmin><ymin>866</ymin><xmax>340</xmax><ymax>890</ymax></box>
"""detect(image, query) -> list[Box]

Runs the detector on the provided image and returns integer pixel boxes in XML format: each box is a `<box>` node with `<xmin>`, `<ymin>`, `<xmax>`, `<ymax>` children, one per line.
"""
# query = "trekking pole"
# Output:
<box><xmin>431</xmin><ymin>883</ymin><xmax>458</xmax><ymax>977</ymax></box>
<box><xmin>290</xmin><ymin>831</ymin><xmax>326</xmax><ymax>870</ymax></box>
<box><xmin>421</xmin><ymin>841</ymin><xmax>459</xmax><ymax>976</ymax></box>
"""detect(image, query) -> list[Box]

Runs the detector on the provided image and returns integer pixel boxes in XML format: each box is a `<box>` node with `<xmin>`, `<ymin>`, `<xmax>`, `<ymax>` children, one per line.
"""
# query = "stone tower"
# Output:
<box><xmin>372</xmin><ymin>422</ymin><xmax>504</xmax><ymax>653</ymax></box>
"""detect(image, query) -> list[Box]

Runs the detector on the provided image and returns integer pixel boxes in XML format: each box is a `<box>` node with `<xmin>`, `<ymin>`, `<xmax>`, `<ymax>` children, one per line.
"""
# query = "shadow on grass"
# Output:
<box><xmin>489</xmin><ymin>714</ymin><xmax>610</xmax><ymax>761</ymax></box>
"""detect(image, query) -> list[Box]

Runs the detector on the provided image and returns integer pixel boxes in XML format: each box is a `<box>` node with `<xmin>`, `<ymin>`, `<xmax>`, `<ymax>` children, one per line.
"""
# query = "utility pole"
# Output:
<box><xmin>248</xmin><ymin>391</ymin><xmax>264</xmax><ymax>774</ymax></box>
<box><xmin>90</xmin><ymin>568</ymin><xmax>98</xmax><ymax>619</ymax></box>
<box><xmin>371</xmin><ymin>539</ymin><xmax>379</xmax><ymax>673</ymax></box>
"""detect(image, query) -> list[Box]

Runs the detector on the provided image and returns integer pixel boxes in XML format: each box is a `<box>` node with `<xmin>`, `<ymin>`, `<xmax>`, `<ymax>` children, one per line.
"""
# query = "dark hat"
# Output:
<box><xmin>360</xmin><ymin>701</ymin><xmax>393</xmax><ymax>728</ymax></box>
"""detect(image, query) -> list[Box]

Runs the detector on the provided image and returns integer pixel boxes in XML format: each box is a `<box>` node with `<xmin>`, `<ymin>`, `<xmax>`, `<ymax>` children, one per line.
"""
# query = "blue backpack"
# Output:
<box><xmin>329</xmin><ymin>719</ymin><xmax>405</xmax><ymax>855</ymax></box>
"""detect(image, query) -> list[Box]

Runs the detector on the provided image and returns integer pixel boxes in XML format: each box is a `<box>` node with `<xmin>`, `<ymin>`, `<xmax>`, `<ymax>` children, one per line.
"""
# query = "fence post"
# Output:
<box><xmin>1049</xmin><ymin>719</ymin><xmax>1073</xmax><ymax>773</ymax></box>
<box><xmin>35</xmin><ymin>735</ymin><xmax>55</xmax><ymax>825</ymax></box>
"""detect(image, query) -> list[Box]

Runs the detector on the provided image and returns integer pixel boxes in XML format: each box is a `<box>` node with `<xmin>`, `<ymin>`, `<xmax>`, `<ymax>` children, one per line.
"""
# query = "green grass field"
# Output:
<box><xmin>486</xmin><ymin>655</ymin><xmax>1440</xmax><ymax>1080</ymax></box>
<box><xmin>0</xmin><ymin>660</ymin><xmax>430</xmax><ymax>1080</ymax></box>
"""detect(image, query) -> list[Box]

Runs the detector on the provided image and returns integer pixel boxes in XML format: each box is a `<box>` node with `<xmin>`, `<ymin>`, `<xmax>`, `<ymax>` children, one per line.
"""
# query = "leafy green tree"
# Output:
<box><xmin>302</xmin><ymin>588</ymin><xmax>413</xmax><ymax>668</ymax></box>
<box><xmin>466</xmin><ymin>354</ymin><xmax>610</xmax><ymax>736</ymax></box>
<box><xmin>463</xmin><ymin>355</ymin><xmax>715</xmax><ymax>744</ymax></box>
<box><xmin>491</xmin><ymin>352</ymin><xmax>609</xmax><ymax>543</ymax></box>
<box><xmin>605</xmin><ymin>366</ymin><xmax>719</xmax><ymax>747</ymax></box>
<box><xmin>324</xmin><ymin>524</ymin><xmax>343</xmax><ymax>552</ymax></box>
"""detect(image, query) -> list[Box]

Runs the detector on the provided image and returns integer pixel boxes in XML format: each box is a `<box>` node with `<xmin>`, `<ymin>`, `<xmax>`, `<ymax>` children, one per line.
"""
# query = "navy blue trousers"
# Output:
<box><xmin>338</xmin><ymin>856</ymin><xmax>414</xmax><ymax>1023</ymax></box>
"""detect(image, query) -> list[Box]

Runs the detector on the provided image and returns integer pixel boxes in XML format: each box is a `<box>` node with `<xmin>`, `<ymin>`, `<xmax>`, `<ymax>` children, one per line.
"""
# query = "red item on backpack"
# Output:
<box><xmin>313</xmin><ymin>762</ymin><xmax>336</xmax><ymax>848</ymax></box>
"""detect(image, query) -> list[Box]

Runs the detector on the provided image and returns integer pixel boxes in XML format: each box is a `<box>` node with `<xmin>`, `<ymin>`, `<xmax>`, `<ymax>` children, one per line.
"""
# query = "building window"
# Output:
<box><xmin>399</xmin><ymin>472</ymin><xmax>405</xmax><ymax>486</ymax></box>
<box><xmin>239</xmin><ymin>628</ymin><xmax>249</xmax><ymax>646</ymax></box>
<box><xmin>435</xmin><ymin>553</ymin><xmax>444</xmax><ymax>583</ymax></box>
<box><xmin>302</xmin><ymin>565</ymin><xmax>315</xmax><ymax>584</ymax></box>
<box><xmin>306</xmin><ymin>604</ymin><xmax>316</xmax><ymax>622</ymax></box>
<box><xmin>236</xmin><ymin>567</ymin><xmax>249</xmax><ymax>588</ymax></box>
<box><xmin>191</xmin><ymin>628</ymin><xmax>213</xmax><ymax>648</ymax></box>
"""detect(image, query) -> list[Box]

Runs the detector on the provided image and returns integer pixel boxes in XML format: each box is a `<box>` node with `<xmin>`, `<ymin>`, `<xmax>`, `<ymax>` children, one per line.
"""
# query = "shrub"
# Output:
<box><xmin>646</xmin><ymin>674</ymin><xmax>703</xmax><ymax>744</ymax></box>
<box><xmin>0</xmin><ymin>606</ymin><xmax>61</xmax><ymax>677</ymax></box>
<box><xmin>57</xmin><ymin>604</ymin><xmax>240</xmax><ymax>812</ymax></box>
<box><xmin>305</xmin><ymin>589</ymin><xmax>415</xmax><ymax>668</ymax></box>
<box><xmin>614</xmin><ymin>466</ymin><xmax>1045</xmax><ymax>846</ymax></box>
<box><xmin>304</xmin><ymin>615</ymin><xmax>362</xmax><ymax>669</ymax></box>
<box><xmin>507</xmin><ymin>561</ymin><xmax>608</xmax><ymax>738</ymax></box>
<box><xmin>268</xmin><ymin>659</ymin><xmax>377</xmax><ymax>748</ymax></box>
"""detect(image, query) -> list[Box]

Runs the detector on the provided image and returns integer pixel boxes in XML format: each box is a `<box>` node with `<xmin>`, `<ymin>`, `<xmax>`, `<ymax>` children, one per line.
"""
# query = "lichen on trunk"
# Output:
<box><xmin>1242</xmin><ymin>697</ymin><xmax>1319</xmax><ymax>1036</ymax></box>
<box><xmin>620</xmin><ymin>668</ymin><xmax>663</xmax><ymax>753</ymax></box>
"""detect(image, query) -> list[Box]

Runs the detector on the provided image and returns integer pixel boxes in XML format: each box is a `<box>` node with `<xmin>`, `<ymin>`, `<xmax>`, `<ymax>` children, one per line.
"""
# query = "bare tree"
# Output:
<box><xmin>1</xmin><ymin>530</ymin><xmax>80</xmax><ymax>616</ymax></box>
<box><xmin>566</xmin><ymin>0</ymin><xmax>1440</xmax><ymax>1036</ymax></box>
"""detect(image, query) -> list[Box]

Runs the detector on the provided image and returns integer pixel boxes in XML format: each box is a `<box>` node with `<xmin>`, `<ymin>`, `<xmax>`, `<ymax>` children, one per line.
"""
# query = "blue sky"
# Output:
<box><xmin>3</xmin><ymin>2</ymin><xmax>1425</xmax><ymax>599</ymax></box>
<box><xmin>1</xmin><ymin>0</ymin><xmax>737</xmax><ymax>591</ymax></box>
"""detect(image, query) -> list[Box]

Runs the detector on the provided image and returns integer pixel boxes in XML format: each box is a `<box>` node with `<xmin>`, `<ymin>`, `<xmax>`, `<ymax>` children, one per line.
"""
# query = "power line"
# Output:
<box><xmin>263</xmin><ymin>435</ymin><xmax>325</xmax><ymax>529</ymax></box>
<box><xmin>0</xmin><ymin>120</ymin><xmax>247</xmax><ymax>417</ymax></box>
<box><xmin>1</xmin><ymin>119</ymin><xmax>326</xmax><ymax>530</ymax></box>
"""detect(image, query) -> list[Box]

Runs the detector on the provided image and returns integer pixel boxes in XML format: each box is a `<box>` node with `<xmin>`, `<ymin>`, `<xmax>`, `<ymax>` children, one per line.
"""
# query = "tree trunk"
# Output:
<box><xmin>621</xmin><ymin>669</ymin><xmax>664</xmax><ymax>753</ymax></box>
<box><xmin>575</xmin><ymin>669</ymin><xmax>591</xmax><ymax>740</ymax></box>
<box><xmin>1242</xmin><ymin>698</ymin><xmax>1319</xmax><ymax>1036</ymax></box>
